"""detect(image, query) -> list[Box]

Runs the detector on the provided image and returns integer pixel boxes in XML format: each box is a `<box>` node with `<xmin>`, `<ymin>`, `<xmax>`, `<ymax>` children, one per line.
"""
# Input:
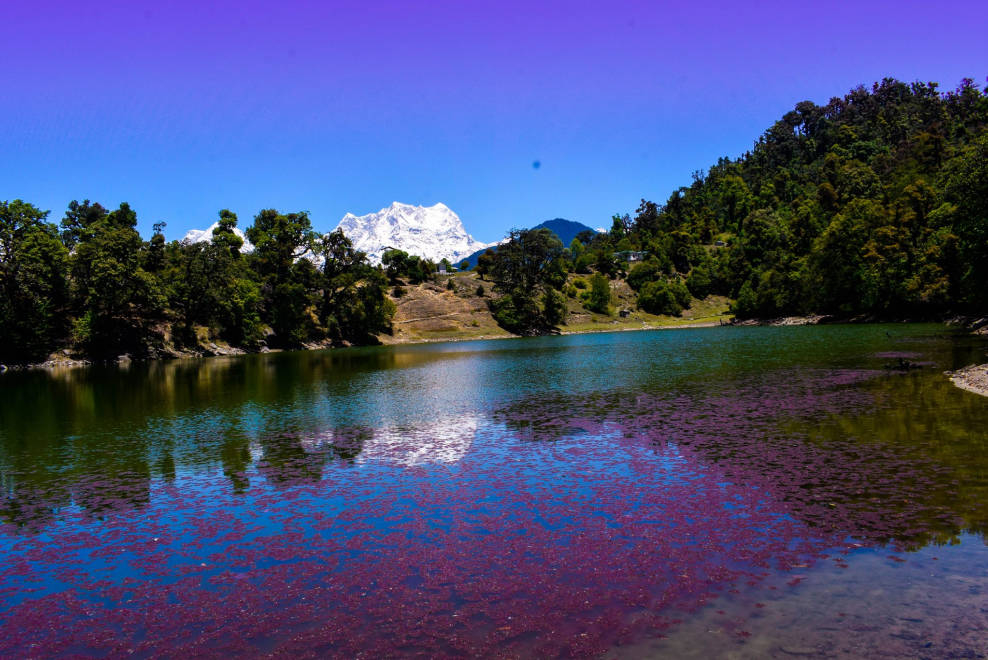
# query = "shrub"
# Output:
<box><xmin>72</xmin><ymin>310</ymin><xmax>97</xmax><ymax>346</ymax></box>
<box><xmin>638</xmin><ymin>281</ymin><xmax>683</xmax><ymax>316</ymax></box>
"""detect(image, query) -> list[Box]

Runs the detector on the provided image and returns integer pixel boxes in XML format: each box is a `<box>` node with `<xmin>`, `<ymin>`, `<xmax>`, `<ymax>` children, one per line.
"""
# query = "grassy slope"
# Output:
<box><xmin>379</xmin><ymin>272</ymin><xmax>732</xmax><ymax>344</ymax></box>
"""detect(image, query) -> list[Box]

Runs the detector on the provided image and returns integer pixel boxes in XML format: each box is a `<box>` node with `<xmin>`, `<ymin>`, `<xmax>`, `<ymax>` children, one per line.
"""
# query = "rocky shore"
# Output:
<box><xmin>0</xmin><ymin>339</ymin><xmax>336</xmax><ymax>372</ymax></box>
<box><xmin>947</xmin><ymin>363</ymin><xmax>988</xmax><ymax>398</ymax></box>
<box><xmin>732</xmin><ymin>314</ymin><xmax>988</xmax><ymax>331</ymax></box>
<box><xmin>731</xmin><ymin>315</ymin><xmax>833</xmax><ymax>326</ymax></box>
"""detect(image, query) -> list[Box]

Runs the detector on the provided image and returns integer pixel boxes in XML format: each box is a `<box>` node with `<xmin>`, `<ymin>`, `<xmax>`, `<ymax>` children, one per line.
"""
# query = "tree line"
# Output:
<box><xmin>3</xmin><ymin>76</ymin><xmax>987</xmax><ymax>358</ymax></box>
<box><xmin>0</xmin><ymin>202</ymin><xmax>395</xmax><ymax>361</ymax></box>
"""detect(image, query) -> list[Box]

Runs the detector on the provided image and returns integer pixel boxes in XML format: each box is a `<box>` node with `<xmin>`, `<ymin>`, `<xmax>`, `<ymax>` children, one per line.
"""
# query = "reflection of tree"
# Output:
<box><xmin>157</xmin><ymin>452</ymin><xmax>176</xmax><ymax>481</ymax></box>
<box><xmin>255</xmin><ymin>427</ymin><xmax>369</xmax><ymax>487</ymax></box>
<box><xmin>0</xmin><ymin>482</ymin><xmax>62</xmax><ymax>530</ymax></box>
<box><xmin>220</xmin><ymin>430</ymin><xmax>252</xmax><ymax>493</ymax></box>
<box><xmin>73</xmin><ymin>472</ymin><xmax>152</xmax><ymax>520</ymax></box>
<box><xmin>256</xmin><ymin>434</ymin><xmax>327</xmax><ymax>487</ymax></box>
<box><xmin>493</xmin><ymin>366</ymin><xmax>988</xmax><ymax>552</ymax></box>
<box><xmin>0</xmin><ymin>471</ymin><xmax>152</xmax><ymax>531</ymax></box>
<box><xmin>0</xmin><ymin>347</ymin><xmax>421</xmax><ymax>532</ymax></box>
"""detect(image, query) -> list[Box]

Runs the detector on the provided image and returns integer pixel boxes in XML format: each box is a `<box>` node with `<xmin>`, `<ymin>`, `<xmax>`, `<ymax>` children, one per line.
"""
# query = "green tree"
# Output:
<box><xmin>382</xmin><ymin>249</ymin><xmax>410</xmax><ymax>282</ymax></box>
<box><xmin>59</xmin><ymin>199</ymin><xmax>108</xmax><ymax>249</ymax></box>
<box><xmin>732</xmin><ymin>280</ymin><xmax>758</xmax><ymax>317</ymax></box>
<box><xmin>0</xmin><ymin>201</ymin><xmax>69</xmax><ymax>360</ymax></box>
<box><xmin>212</xmin><ymin>209</ymin><xmax>244</xmax><ymax>258</ymax></box>
<box><xmin>217</xmin><ymin>278</ymin><xmax>262</xmax><ymax>345</ymax></box>
<box><xmin>245</xmin><ymin>209</ymin><xmax>315</xmax><ymax>342</ymax></box>
<box><xmin>686</xmin><ymin>264</ymin><xmax>712</xmax><ymax>299</ymax></box>
<box><xmin>626</xmin><ymin>260</ymin><xmax>662</xmax><ymax>291</ymax></box>
<box><xmin>542</xmin><ymin>288</ymin><xmax>567</xmax><ymax>326</ymax></box>
<box><xmin>807</xmin><ymin>199</ymin><xmax>888</xmax><ymax>313</ymax></box>
<box><xmin>314</xmin><ymin>229</ymin><xmax>394</xmax><ymax>342</ymax></box>
<box><xmin>944</xmin><ymin>134</ymin><xmax>988</xmax><ymax>308</ymax></box>
<box><xmin>475</xmin><ymin>248</ymin><xmax>495</xmax><ymax>280</ymax></box>
<box><xmin>64</xmin><ymin>201</ymin><xmax>165</xmax><ymax>348</ymax></box>
<box><xmin>162</xmin><ymin>240</ymin><xmax>231</xmax><ymax>335</ymax></box>
<box><xmin>638</xmin><ymin>281</ymin><xmax>683</xmax><ymax>316</ymax></box>
<box><xmin>488</xmin><ymin>228</ymin><xmax>565</xmax><ymax>331</ymax></box>
<box><xmin>585</xmin><ymin>273</ymin><xmax>612</xmax><ymax>314</ymax></box>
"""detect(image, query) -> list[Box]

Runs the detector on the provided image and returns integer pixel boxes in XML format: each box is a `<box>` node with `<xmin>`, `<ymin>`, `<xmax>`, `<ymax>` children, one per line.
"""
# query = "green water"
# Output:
<box><xmin>1</xmin><ymin>324</ymin><xmax>987</xmax><ymax>657</ymax></box>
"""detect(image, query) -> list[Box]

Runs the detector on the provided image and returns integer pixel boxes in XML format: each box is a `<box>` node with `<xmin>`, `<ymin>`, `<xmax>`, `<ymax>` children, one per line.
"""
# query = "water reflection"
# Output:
<box><xmin>360</xmin><ymin>416</ymin><xmax>477</xmax><ymax>467</ymax></box>
<box><xmin>0</xmin><ymin>325</ymin><xmax>986</xmax><ymax>657</ymax></box>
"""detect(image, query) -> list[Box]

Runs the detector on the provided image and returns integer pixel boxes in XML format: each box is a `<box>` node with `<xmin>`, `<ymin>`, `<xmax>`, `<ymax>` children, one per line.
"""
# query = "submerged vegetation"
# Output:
<box><xmin>1</xmin><ymin>77</ymin><xmax>986</xmax><ymax>359</ymax></box>
<box><xmin>2</xmin><ymin>325</ymin><xmax>988</xmax><ymax>656</ymax></box>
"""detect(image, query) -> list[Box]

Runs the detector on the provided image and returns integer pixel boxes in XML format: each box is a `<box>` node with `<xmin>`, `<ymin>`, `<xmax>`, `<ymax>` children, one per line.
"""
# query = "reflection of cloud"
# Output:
<box><xmin>359</xmin><ymin>416</ymin><xmax>477</xmax><ymax>467</ymax></box>
<box><xmin>249</xmin><ymin>441</ymin><xmax>264</xmax><ymax>462</ymax></box>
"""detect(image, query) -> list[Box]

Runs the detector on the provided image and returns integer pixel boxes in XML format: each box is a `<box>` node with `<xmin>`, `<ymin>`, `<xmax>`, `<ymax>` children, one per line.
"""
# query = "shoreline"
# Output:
<box><xmin>1</xmin><ymin>319</ymin><xmax>731</xmax><ymax>371</ymax></box>
<box><xmin>947</xmin><ymin>364</ymin><xmax>988</xmax><ymax>398</ymax></box>
<box><xmin>1</xmin><ymin>316</ymin><xmax>982</xmax><ymax>373</ymax></box>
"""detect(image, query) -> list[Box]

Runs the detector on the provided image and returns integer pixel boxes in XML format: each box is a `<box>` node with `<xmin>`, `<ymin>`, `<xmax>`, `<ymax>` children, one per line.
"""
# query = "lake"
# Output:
<box><xmin>2</xmin><ymin>325</ymin><xmax>987</xmax><ymax>658</ymax></box>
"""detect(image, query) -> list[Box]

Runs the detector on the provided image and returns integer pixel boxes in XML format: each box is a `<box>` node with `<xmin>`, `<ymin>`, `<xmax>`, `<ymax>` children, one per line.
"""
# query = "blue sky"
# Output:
<box><xmin>3</xmin><ymin>0</ymin><xmax>987</xmax><ymax>242</ymax></box>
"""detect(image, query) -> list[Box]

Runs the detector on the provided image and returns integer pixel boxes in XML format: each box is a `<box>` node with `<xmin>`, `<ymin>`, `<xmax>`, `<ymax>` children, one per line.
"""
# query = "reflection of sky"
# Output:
<box><xmin>358</xmin><ymin>415</ymin><xmax>477</xmax><ymax>467</ymax></box>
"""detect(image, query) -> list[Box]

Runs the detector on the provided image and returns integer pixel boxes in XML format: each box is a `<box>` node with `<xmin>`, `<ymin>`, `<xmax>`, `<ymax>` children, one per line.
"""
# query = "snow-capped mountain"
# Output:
<box><xmin>182</xmin><ymin>222</ymin><xmax>254</xmax><ymax>253</ymax></box>
<box><xmin>180</xmin><ymin>203</ymin><xmax>486</xmax><ymax>265</ymax></box>
<box><xmin>335</xmin><ymin>202</ymin><xmax>489</xmax><ymax>265</ymax></box>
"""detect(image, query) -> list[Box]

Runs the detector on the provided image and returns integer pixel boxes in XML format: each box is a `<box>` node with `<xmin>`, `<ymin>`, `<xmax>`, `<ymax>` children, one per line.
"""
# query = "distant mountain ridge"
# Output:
<box><xmin>531</xmin><ymin>218</ymin><xmax>600</xmax><ymax>247</ymax></box>
<box><xmin>459</xmin><ymin>218</ymin><xmax>600</xmax><ymax>269</ymax></box>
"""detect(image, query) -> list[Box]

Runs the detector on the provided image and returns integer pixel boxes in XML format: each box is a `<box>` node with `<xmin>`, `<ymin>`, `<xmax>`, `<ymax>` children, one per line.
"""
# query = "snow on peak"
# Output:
<box><xmin>181</xmin><ymin>203</ymin><xmax>486</xmax><ymax>265</ymax></box>
<box><xmin>335</xmin><ymin>202</ymin><xmax>489</xmax><ymax>265</ymax></box>
<box><xmin>181</xmin><ymin>222</ymin><xmax>254</xmax><ymax>253</ymax></box>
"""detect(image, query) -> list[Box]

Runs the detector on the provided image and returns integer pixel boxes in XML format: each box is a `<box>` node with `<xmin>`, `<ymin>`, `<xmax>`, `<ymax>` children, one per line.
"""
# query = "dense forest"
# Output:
<box><xmin>478</xmin><ymin>76</ymin><xmax>988</xmax><ymax>329</ymax></box>
<box><xmin>1</xmin><ymin>77</ymin><xmax>986</xmax><ymax>361</ymax></box>
<box><xmin>575</xmin><ymin>77</ymin><xmax>988</xmax><ymax>320</ymax></box>
<box><xmin>0</xmin><ymin>203</ymin><xmax>396</xmax><ymax>362</ymax></box>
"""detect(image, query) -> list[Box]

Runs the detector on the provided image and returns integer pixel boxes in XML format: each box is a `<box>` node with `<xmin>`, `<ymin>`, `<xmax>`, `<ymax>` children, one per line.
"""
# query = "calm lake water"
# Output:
<box><xmin>2</xmin><ymin>325</ymin><xmax>987</xmax><ymax>658</ymax></box>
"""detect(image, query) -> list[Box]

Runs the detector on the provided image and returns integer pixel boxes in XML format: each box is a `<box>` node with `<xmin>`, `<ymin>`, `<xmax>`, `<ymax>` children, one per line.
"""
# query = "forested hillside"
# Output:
<box><xmin>593</xmin><ymin>77</ymin><xmax>988</xmax><ymax>319</ymax></box>
<box><xmin>1</xmin><ymin>77</ymin><xmax>986</xmax><ymax>362</ymax></box>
